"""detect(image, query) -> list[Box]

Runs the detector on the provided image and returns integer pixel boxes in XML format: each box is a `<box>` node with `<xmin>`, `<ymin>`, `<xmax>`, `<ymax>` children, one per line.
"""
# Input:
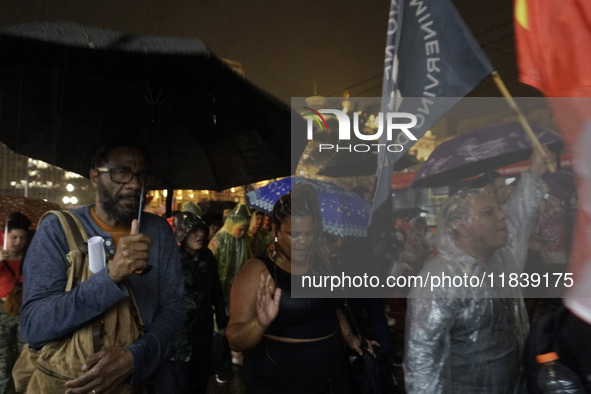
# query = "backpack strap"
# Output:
<box><xmin>39</xmin><ymin>210</ymin><xmax>90</xmax><ymax>292</ymax></box>
<box><xmin>40</xmin><ymin>210</ymin><xmax>144</xmax><ymax>339</ymax></box>
<box><xmin>40</xmin><ymin>210</ymin><xmax>109</xmax><ymax>349</ymax></box>
<box><xmin>40</xmin><ymin>210</ymin><xmax>89</xmax><ymax>254</ymax></box>
<box><xmin>40</xmin><ymin>210</ymin><xmax>144</xmax><ymax>330</ymax></box>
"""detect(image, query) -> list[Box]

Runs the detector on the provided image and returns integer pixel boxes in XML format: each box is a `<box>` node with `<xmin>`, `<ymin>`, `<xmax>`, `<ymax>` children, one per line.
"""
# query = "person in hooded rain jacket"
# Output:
<box><xmin>171</xmin><ymin>211</ymin><xmax>227</xmax><ymax>394</ymax></box>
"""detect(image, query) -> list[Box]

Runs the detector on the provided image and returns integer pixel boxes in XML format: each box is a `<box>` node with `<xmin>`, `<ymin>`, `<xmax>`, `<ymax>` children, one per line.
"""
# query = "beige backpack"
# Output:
<box><xmin>13</xmin><ymin>210</ymin><xmax>144</xmax><ymax>393</ymax></box>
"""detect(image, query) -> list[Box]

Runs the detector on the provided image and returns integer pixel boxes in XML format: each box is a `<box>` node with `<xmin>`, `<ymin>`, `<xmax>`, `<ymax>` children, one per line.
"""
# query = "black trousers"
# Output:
<box><xmin>243</xmin><ymin>334</ymin><xmax>352</xmax><ymax>394</ymax></box>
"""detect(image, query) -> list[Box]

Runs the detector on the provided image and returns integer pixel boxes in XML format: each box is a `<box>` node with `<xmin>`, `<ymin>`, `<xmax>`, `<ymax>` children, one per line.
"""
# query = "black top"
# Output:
<box><xmin>262</xmin><ymin>253</ymin><xmax>342</xmax><ymax>339</ymax></box>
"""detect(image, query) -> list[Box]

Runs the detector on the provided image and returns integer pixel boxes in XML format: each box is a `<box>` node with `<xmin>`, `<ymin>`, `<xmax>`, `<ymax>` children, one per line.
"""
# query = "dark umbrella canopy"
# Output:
<box><xmin>412</xmin><ymin>121</ymin><xmax>563</xmax><ymax>187</ymax></box>
<box><xmin>317</xmin><ymin>151</ymin><xmax>420</xmax><ymax>178</ymax></box>
<box><xmin>0</xmin><ymin>22</ymin><xmax>306</xmax><ymax>191</ymax></box>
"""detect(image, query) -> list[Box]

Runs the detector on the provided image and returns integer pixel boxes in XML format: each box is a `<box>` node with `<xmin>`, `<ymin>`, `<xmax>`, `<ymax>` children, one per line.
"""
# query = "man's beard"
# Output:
<box><xmin>98</xmin><ymin>182</ymin><xmax>139</xmax><ymax>225</ymax></box>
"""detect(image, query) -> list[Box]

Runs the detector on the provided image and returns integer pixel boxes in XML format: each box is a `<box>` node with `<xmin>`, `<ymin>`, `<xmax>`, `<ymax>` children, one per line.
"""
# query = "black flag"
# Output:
<box><xmin>370</xmin><ymin>0</ymin><xmax>494</xmax><ymax>270</ymax></box>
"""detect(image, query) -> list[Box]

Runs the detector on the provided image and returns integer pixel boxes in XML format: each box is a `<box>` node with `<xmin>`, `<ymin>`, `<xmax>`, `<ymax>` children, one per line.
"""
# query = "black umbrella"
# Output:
<box><xmin>412</xmin><ymin>121</ymin><xmax>563</xmax><ymax>187</ymax></box>
<box><xmin>0</xmin><ymin>21</ymin><xmax>306</xmax><ymax>191</ymax></box>
<box><xmin>317</xmin><ymin>151</ymin><xmax>420</xmax><ymax>178</ymax></box>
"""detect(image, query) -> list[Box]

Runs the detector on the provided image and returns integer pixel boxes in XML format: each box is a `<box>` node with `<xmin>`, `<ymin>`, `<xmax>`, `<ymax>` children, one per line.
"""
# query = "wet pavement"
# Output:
<box><xmin>204</xmin><ymin>363</ymin><xmax>406</xmax><ymax>394</ymax></box>
<box><xmin>205</xmin><ymin>365</ymin><xmax>246</xmax><ymax>394</ymax></box>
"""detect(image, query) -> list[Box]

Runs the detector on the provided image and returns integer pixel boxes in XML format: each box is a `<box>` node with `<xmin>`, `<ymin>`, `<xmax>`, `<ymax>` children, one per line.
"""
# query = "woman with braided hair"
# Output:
<box><xmin>226</xmin><ymin>183</ymin><xmax>366</xmax><ymax>393</ymax></box>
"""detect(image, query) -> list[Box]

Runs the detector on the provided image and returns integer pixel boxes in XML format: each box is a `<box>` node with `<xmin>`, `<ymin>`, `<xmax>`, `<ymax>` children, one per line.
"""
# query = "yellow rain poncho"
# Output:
<box><xmin>208</xmin><ymin>203</ymin><xmax>252</xmax><ymax>301</ymax></box>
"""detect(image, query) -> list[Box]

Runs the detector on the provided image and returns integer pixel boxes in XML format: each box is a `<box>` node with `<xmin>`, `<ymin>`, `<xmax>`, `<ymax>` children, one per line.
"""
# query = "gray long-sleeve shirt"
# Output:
<box><xmin>20</xmin><ymin>206</ymin><xmax>185</xmax><ymax>385</ymax></box>
<box><xmin>404</xmin><ymin>171</ymin><xmax>546</xmax><ymax>394</ymax></box>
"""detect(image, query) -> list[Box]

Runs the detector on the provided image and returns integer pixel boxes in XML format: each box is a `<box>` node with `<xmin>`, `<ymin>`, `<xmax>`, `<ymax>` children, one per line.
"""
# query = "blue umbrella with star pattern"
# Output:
<box><xmin>246</xmin><ymin>176</ymin><xmax>370</xmax><ymax>237</ymax></box>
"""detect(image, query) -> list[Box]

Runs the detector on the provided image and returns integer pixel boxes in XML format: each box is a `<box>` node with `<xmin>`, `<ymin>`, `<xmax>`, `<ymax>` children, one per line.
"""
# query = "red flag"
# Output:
<box><xmin>515</xmin><ymin>0</ymin><xmax>591</xmax><ymax>321</ymax></box>
<box><xmin>514</xmin><ymin>0</ymin><xmax>591</xmax><ymax>97</ymax></box>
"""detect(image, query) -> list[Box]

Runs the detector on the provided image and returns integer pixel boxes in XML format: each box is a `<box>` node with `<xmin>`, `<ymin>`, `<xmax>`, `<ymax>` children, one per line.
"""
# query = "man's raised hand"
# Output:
<box><xmin>108</xmin><ymin>219</ymin><xmax>152</xmax><ymax>283</ymax></box>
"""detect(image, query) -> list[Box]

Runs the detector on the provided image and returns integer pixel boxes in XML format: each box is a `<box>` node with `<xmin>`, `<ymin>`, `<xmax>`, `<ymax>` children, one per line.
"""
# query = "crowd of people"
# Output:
<box><xmin>0</xmin><ymin>141</ymin><xmax>585</xmax><ymax>394</ymax></box>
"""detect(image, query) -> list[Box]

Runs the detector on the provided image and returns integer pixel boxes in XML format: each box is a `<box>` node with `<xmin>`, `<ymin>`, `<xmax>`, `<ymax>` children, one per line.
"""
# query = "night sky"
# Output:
<box><xmin>0</xmin><ymin>0</ymin><xmax>539</xmax><ymax>104</ymax></box>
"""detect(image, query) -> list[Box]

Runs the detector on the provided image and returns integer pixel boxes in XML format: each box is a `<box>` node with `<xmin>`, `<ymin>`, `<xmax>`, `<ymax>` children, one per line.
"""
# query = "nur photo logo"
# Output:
<box><xmin>302</xmin><ymin>106</ymin><xmax>419</xmax><ymax>153</ymax></box>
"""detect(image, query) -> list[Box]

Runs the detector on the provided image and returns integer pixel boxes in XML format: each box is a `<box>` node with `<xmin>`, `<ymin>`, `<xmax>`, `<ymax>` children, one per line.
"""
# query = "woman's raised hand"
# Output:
<box><xmin>256</xmin><ymin>273</ymin><xmax>281</xmax><ymax>328</ymax></box>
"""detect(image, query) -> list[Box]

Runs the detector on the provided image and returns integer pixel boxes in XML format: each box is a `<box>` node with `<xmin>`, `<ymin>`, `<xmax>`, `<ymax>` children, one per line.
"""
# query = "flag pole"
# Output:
<box><xmin>370</xmin><ymin>0</ymin><xmax>405</xmax><ymax>226</ymax></box>
<box><xmin>492</xmin><ymin>71</ymin><xmax>556</xmax><ymax>172</ymax></box>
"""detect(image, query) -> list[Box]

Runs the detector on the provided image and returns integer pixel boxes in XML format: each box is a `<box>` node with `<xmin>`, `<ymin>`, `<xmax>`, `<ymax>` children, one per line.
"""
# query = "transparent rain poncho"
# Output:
<box><xmin>404</xmin><ymin>171</ymin><xmax>547</xmax><ymax>394</ymax></box>
<box><xmin>208</xmin><ymin>203</ymin><xmax>252</xmax><ymax>301</ymax></box>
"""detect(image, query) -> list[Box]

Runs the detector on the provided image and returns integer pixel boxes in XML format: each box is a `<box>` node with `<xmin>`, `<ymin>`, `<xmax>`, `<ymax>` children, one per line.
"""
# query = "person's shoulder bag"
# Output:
<box><xmin>12</xmin><ymin>210</ymin><xmax>144</xmax><ymax>394</ymax></box>
<box><xmin>344</xmin><ymin>300</ymin><xmax>400</xmax><ymax>394</ymax></box>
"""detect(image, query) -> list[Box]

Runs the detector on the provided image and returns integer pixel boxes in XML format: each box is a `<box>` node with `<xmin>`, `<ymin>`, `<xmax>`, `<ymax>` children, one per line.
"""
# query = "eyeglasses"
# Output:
<box><xmin>96</xmin><ymin>167</ymin><xmax>151</xmax><ymax>185</ymax></box>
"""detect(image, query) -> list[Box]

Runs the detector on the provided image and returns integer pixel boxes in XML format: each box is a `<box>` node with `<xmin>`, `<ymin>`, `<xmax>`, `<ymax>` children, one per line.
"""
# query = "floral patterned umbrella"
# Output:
<box><xmin>412</xmin><ymin>121</ymin><xmax>563</xmax><ymax>187</ymax></box>
<box><xmin>245</xmin><ymin>176</ymin><xmax>370</xmax><ymax>237</ymax></box>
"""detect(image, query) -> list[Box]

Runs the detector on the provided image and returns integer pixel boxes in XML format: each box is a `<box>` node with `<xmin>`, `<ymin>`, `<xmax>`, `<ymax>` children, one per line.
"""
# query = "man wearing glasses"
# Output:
<box><xmin>19</xmin><ymin>143</ymin><xmax>184</xmax><ymax>393</ymax></box>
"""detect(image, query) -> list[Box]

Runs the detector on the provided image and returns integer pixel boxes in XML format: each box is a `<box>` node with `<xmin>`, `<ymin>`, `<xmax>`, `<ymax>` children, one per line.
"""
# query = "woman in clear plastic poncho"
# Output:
<box><xmin>404</xmin><ymin>148</ymin><xmax>551</xmax><ymax>394</ymax></box>
<box><xmin>208</xmin><ymin>203</ymin><xmax>252</xmax><ymax>302</ymax></box>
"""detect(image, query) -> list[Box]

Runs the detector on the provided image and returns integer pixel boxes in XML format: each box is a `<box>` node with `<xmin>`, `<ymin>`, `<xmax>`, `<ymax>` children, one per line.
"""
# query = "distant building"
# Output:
<box><xmin>0</xmin><ymin>142</ymin><xmax>94</xmax><ymax>206</ymax></box>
